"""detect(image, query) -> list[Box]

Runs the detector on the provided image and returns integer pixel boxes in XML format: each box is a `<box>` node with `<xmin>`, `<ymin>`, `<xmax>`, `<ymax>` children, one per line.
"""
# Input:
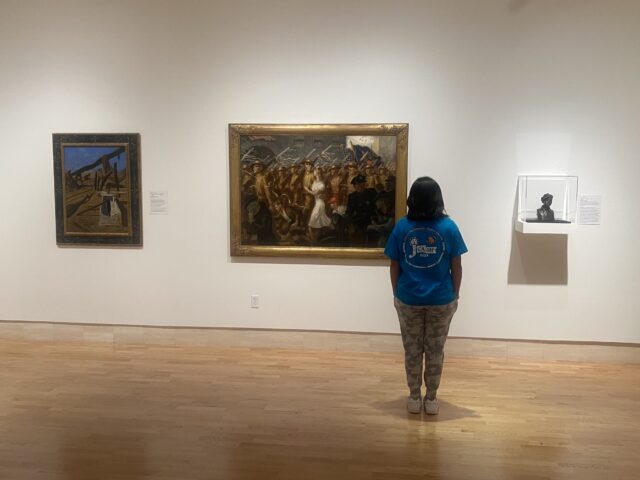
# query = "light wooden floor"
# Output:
<box><xmin>1</xmin><ymin>340</ymin><xmax>638</xmax><ymax>480</ymax></box>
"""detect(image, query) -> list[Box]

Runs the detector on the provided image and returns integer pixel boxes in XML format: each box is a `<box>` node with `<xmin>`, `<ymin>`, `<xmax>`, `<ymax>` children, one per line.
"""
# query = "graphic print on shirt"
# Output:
<box><xmin>402</xmin><ymin>228</ymin><xmax>446</xmax><ymax>268</ymax></box>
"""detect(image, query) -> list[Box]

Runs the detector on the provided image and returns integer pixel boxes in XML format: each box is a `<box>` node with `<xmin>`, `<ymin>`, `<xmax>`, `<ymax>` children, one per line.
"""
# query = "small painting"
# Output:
<box><xmin>53</xmin><ymin>133</ymin><xmax>142</xmax><ymax>246</ymax></box>
<box><xmin>229</xmin><ymin>124</ymin><xmax>408</xmax><ymax>258</ymax></box>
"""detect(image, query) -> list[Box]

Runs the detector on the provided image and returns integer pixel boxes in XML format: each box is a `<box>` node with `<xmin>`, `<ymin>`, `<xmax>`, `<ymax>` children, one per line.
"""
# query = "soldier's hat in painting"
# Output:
<box><xmin>279</xmin><ymin>194</ymin><xmax>291</xmax><ymax>205</ymax></box>
<box><xmin>246</xmin><ymin>200</ymin><xmax>260</xmax><ymax>216</ymax></box>
<box><xmin>250</xmin><ymin>160</ymin><xmax>264</xmax><ymax>169</ymax></box>
<box><xmin>351</xmin><ymin>174</ymin><xmax>366</xmax><ymax>185</ymax></box>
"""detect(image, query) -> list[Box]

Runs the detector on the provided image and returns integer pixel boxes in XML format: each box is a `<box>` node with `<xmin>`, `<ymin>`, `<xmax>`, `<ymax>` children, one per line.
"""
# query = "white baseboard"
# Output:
<box><xmin>1</xmin><ymin>320</ymin><xmax>638</xmax><ymax>364</ymax></box>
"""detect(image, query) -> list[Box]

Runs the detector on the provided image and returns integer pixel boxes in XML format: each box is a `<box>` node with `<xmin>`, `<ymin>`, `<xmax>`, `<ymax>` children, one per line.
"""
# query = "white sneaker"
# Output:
<box><xmin>407</xmin><ymin>396</ymin><xmax>422</xmax><ymax>414</ymax></box>
<box><xmin>424</xmin><ymin>397</ymin><xmax>439</xmax><ymax>415</ymax></box>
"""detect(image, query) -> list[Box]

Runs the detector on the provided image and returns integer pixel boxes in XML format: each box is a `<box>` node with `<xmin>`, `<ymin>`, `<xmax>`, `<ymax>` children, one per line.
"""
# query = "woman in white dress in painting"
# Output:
<box><xmin>305</xmin><ymin>167</ymin><xmax>332</xmax><ymax>242</ymax></box>
<box><xmin>98</xmin><ymin>191</ymin><xmax>122</xmax><ymax>226</ymax></box>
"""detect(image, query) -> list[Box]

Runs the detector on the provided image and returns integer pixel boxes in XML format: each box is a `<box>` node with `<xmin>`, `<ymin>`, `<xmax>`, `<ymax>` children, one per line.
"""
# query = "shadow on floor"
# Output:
<box><xmin>61</xmin><ymin>421</ymin><xmax>149</xmax><ymax>480</ymax></box>
<box><xmin>374</xmin><ymin>396</ymin><xmax>480</xmax><ymax>422</ymax></box>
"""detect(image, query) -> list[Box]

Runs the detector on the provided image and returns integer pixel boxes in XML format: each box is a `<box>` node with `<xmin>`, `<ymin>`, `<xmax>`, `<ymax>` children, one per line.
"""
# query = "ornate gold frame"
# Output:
<box><xmin>229</xmin><ymin>123</ymin><xmax>408</xmax><ymax>258</ymax></box>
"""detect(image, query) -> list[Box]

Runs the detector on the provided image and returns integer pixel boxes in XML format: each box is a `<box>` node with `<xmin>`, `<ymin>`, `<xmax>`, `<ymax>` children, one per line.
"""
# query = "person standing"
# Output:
<box><xmin>384</xmin><ymin>177</ymin><xmax>467</xmax><ymax>415</ymax></box>
<box><xmin>301</xmin><ymin>159</ymin><xmax>316</xmax><ymax>223</ymax></box>
<box><xmin>346</xmin><ymin>175</ymin><xmax>376</xmax><ymax>246</ymax></box>
<box><xmin>305</xmin><ymin>167</ymin><xmax>332</xmax><ymax>242</ymax></box>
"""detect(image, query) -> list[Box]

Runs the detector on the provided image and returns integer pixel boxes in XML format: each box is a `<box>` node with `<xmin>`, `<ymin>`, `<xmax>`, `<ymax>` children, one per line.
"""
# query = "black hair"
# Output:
<box><xmin>406</xmin><ymin>176</ymin><xmax>447</xmax><ymax>221</ymax></box>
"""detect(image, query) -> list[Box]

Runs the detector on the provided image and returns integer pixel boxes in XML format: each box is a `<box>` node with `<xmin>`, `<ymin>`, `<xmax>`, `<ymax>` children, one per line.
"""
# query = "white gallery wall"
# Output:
<box><xmin>1</xmin><ymin>0</ymin><xmax>639</xmax><ymax>343</ymax></box>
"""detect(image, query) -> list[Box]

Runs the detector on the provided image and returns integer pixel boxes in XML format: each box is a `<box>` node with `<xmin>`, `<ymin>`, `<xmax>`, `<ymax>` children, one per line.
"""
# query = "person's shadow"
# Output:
<box><xmin>60</xmin><ymin>416</ymin><xmax>148</xmax><ymax>480</ymax></box>
<box><xmin>374</xmin><ymin>396</ymin><xmax>480</xmax><ymax>422</ymax></box>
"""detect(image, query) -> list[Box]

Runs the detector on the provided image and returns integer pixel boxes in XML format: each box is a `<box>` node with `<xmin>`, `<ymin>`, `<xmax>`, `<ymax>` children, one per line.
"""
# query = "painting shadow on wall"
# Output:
<box><xmin>229</xmin><ymin>254</ymin><xmax>389</xmax><ymax>268</ymax></box>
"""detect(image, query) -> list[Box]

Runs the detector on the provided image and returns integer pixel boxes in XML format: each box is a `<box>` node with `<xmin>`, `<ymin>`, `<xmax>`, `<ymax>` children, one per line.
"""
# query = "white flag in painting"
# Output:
<box><xmin>346</xmin><ymin>136</ymin><xmax>375</xmax><ymax>148</ymax></box>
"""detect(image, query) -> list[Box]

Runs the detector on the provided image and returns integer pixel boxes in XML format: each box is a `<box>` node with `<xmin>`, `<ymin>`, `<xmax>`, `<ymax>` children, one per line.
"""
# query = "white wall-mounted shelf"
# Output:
<box><xmin>515</xmin><ymin>220</ymin><xmax>572</xmax><ymax>235</ymax></box>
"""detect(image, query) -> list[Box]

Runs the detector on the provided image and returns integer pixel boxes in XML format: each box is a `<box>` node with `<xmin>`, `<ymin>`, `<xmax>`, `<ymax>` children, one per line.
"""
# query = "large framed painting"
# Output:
<box><xmin>229</xmin><ymin>123</ymin><xmax>408</xmax><ymax>258</ymax></box>
<box><xmin>52</xmin><ymin>133</ymin><xmax>142</xmax><ymax>246</ymax></box>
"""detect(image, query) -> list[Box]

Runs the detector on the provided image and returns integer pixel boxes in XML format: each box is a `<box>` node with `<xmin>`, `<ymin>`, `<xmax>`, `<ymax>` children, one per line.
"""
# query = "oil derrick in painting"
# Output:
<box><xmin>63</xmin><ymin>146</ymin><xmax>130</xmax><ymax>234</ymax></box>
<box><xmin>65</xmin><ymin>147</ymin><xmax>125</xmax><ymax>191</ymax></box>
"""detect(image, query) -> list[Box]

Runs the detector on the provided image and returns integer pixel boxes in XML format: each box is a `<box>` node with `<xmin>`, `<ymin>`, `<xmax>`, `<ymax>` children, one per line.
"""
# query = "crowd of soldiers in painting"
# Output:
<box><xmin>241</xmin><ymin>143</ymin><xmax>396</xmax><ymax>247</ymax></box>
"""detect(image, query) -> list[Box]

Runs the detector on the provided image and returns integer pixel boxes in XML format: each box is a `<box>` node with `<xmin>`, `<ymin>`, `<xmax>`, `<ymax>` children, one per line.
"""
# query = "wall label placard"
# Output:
<box><xmin>578</xmin><ymin>195</ymin><xmax>602</xmax><ymax>225</ymax></box>
<box><xmin>150</xmin><ymin>191</ymin><xmax>169</xmax><ymax>215</ymax></box>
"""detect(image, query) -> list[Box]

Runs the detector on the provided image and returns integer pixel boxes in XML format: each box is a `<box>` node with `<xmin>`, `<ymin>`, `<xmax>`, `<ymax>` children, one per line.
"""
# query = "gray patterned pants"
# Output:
<box><xmin>394</xmin><ymin>297</ymin><xmax>458</xmax><ymax>401</ymax></box>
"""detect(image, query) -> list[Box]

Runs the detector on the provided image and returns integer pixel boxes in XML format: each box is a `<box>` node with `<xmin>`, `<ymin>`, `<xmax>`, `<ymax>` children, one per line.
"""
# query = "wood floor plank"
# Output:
<box><xmin>0</xmin><ymin>340</ymin><xmax>638</xmax><ymax>479</ymax></box>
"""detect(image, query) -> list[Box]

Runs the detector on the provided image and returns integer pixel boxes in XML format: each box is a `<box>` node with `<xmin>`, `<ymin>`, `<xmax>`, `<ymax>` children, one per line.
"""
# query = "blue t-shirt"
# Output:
<box><xmin>384</xmin><ymin>216</ymin><xmax>468</xmax><ymax>306</ymax></box>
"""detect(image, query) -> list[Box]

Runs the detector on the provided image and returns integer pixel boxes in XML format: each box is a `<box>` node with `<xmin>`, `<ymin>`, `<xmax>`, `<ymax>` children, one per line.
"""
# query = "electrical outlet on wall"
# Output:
<box><xmin>250</xmin><ymin>294</ymin><xmax>259</xmax><ymax>308</ymax></box>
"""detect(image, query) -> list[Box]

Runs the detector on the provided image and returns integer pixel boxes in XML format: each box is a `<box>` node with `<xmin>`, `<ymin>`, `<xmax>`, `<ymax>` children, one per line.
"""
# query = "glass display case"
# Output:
<box><xmin>515</xmin><ymin>175</ymin><xmax>578</xmax><ymax>234</ymax></box>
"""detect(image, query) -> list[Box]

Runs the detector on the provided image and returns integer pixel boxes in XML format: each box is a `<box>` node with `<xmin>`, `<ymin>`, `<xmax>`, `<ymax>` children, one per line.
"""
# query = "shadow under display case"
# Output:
<box><xmin>515</xmin><ymin>175</ymin><xmax>578</xmax><ymax>234</ymax></box>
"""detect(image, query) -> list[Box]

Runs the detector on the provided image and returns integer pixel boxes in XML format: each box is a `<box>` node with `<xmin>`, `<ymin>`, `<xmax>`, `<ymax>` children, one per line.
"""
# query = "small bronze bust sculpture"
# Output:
<box><xmin>536</xmin><ymin>193</ymin><xmax>555</xmax><ymax>222</ymax></box>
